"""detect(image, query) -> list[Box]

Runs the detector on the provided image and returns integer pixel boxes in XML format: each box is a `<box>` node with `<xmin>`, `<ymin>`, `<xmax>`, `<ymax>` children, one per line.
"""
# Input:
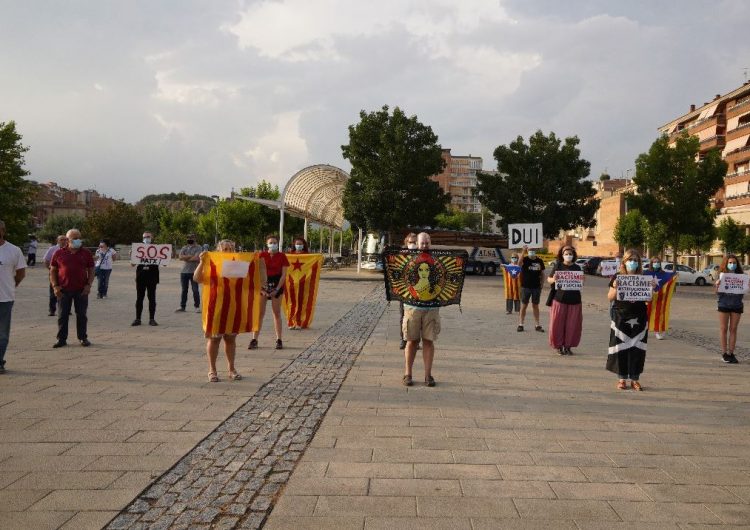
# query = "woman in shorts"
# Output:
<box><xmin>248</xmin><ymin>234</ymin><xmax>289</xmax><ymax>350</ymax></box>
<box><xmin>193</xmin><ymin>239</ymin><xmax>241</xmax><ymax>383</ymax></box>
<box><xmin>716</xmin><ymin>254</ymin><xmax>743</xmax><ymax>364</ymax></box>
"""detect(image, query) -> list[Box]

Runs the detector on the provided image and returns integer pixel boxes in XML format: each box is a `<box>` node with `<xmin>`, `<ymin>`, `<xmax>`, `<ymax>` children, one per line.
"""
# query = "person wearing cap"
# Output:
<box><xmin>177</xmin><ymin>233</ymin><xmax>202</xmax><ymax>313</ymax></box>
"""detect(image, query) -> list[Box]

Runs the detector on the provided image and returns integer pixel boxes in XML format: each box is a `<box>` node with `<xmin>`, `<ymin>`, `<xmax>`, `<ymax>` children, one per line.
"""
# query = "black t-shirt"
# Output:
<box><xmin>520</xmin><ymin>257</ymin><xmax>545</xmax><ymax>289</ymax></box>
<box><xmin>554</xmin><ymin>263</ymin><xmax>582</xmax><ymax>305</ymax></box>
<box><xmin>136</xmin><ymin>264</ymin><xmax>160</xmax><ymax>284</ymax></box>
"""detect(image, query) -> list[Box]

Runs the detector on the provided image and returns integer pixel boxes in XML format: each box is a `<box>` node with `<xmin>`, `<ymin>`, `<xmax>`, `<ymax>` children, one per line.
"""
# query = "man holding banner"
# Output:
<box><xmin>131</xmin><ymin>231</ymin><xmax>167</xmax><ymax>326</ymax></box>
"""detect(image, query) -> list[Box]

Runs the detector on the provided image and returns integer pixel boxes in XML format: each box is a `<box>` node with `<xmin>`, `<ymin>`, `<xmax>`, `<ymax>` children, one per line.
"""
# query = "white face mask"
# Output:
<box><xmin>294</xmin><ymin>244</ymin><xmax>304</xmax><ymax>251</ymax></box>
<box><xmin>407</xmin><ymin>243</ymin><xmax>417</xmax><ymax>250</ymax></box>
<box><xmin>267</xmin><ymin>243</ymin><xmax>278</xmax><ymax>252</ymax></box>
<box><xmin>563</xmin><ymin>253</ymin><xmax>574</xmax><ymax>262</ymax></box>
<box><xmin>528</xmin><ymin>251</ymin><xmax>536</xmax><ymax>258</ymax></box>
<box><xmin>143</xmin><ymin>237</ymin><xmax>152</xmax><ymax>244</ymax></box>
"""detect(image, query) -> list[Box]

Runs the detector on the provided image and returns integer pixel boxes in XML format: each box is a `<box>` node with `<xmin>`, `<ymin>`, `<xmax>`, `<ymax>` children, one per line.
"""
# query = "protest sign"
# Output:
<box><xmin>718</xmin><ymin>273</ymin><xmax>750</xmax><ymax>294</ymax></box>
<box><xmin>555</xmin><ymin>270</ymin><xmax>584</xmax><ymax>290</ymax></box>
<box><xmin>616</xmin><ymin>274</ymin><xmax>653</xmax><ymax>302</ymax></box>
<box><xmin>130</xmin><ymin>243</ymin><xmax>172</xmax><ymax>266</ymax></box>
<box><xmin>508</xmin><ymin>223</ymin><xmax>543</xmax><ymax>249</ymax></box>
<box><xmin>600</xmin><ymin>261</ymin><xmax>619</xmax><ymax>277</ymax></box>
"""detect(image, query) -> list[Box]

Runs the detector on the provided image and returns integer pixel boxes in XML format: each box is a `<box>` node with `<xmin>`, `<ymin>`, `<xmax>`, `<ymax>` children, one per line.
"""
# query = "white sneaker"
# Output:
<box><xmin>655</xmin><ymin>332</ymin><xmax>665</xmax><ymax>340</ymax></box>
<box><xmin>195</xmin><ymin>307</ymin><xmax>201</xmax><ymax>313</ymax></box>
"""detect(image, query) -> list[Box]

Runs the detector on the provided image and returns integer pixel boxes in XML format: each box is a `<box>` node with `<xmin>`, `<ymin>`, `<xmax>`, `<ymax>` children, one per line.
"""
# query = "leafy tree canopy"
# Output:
<box><xmin>139</xmin><ymin>192</ymin><xmax>215</xmax><ymax>204</ymax></box>
<box><xmin>341</xmin><ymin>105</ymin><xmax>449</xmax><ymax>233</ymax></box>
<box><xmin>39</xmin><ymin>214</ymin><xmax>86</xmax><ymax>243</ymax></box>
<box><xmin>434</xmin><ymin>209</ymin><xmax>482</xmax><ymax>232</ymax></box>
<box><xmin>717</xmin><ymin>216</ymin><xmax>744</xmax><ymax>254</ymax></box>
<box><xmin>0</xmin><ymin>121</ymin><xmax>35</xmax><ymax>243</ymax></box>
<box><xmin>476</xmin><ymin>130</ymin><xmax>598</xmax><ymax>239</ymax></box>
<box><xmin>84</xmin><ymin>202</ymin><xmax>144</xmax><ymax>246</ymax></box>
<box><xmin>614</xmin><ymin>209</ymin><xmax>646</xmax><ymax>250</ymax></box>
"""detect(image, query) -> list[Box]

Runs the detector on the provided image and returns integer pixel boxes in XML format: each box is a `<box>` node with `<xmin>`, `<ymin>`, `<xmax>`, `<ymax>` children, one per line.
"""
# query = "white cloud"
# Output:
<box><xmin>241</xmin><ymin>111</ymin><xmax>309</xmax><ymax>181</ymax></box>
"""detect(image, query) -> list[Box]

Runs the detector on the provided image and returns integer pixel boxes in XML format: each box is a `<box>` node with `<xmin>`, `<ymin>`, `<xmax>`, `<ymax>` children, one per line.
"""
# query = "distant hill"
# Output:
<box><xmin>137</xmin><ymin>193</ymin><xmax>216</xmax><ymax>213</ymax></box>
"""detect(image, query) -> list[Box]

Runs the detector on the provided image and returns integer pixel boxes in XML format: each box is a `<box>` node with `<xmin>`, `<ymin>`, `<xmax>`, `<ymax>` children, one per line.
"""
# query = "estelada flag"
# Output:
<box><xmin>502</xmin><ymin>264</ymin><xmax>522</xmax><ymax>301</ymax></box>
<box><xmin>199</xmin><ymin>252</ymin><xmax>262</xmax><ymax>336</ymax></box>
<box><xmin>644</xmin><ymin>270</ymin><xmax>677</xmax><ymax>332</ymax></box>
<box><xmin>283</xmin><ymin>254</ymin><xmax>324</xmax><ymax>329</ymax></box>
<box><xmin>383</xmin><ymin>249</ymin><xmax>468</xmax><ymax>308</ymax></box>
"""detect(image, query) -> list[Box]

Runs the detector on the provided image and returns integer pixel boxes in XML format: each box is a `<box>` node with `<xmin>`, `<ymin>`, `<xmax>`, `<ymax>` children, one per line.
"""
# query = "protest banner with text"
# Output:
<box><xmin>555</xmin><ymin>270</ymin><xmax>584</xmax><ymax>290</ymax></box>
<box><xmin>508</xmin><ymin>223</ymin><xmax>543</xmax><ymax>249</ymax></box>
<box><xmin>718</xmin><ymin>273</ymin><xmax>750</xmax><ymax>294</ymax></box>
<box><xmin>616</xmin><ymin>274</ymin><xmax>653</xmax><ymax>302</ymax></box>
<box><xmin>130</xmin><ymin>243</ymin><xmax>172</xmax><ymax>266</ymax></box>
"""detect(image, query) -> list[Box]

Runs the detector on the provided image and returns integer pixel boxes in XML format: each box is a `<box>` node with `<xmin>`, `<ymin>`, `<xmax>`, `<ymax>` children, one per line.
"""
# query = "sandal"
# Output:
<box><xmin>617</xmin><ymin>380</ymin><xmax>627</xmax><ymax>390</ymax></box>
<box><xmin>248</xmin><ymin>339</ymin><xmax>258</xmax><ymax>350</ymax></box>
<box><xmin>208</xmin><ymin>372</ymin><xmax>219</xmax><ymax>383</ymax></box>
<box><xmin>229</xmin><ymin>371</ymin><xmax>242</xmax><ymax>381</ymax></box>
<box><xmin>402</xmin><ymin>375</ymin><xmax>413</xmax><ymax>387</ymax></box>
<box><xmin>425</xmin><ymin>376</ymin><xmax>436</xmax><ymax>387</ymax></box>
<box><xmin>631</xmin><ymin>381</ymin><xmax>642</xmax><ymax>391</ymax></box>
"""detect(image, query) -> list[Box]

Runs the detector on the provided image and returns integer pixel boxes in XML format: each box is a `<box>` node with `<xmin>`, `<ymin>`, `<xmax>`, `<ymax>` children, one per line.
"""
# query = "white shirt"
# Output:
<box><xmin>28</xmin><ymin>240</ymin><xmax>38</xmax><ymax>253</ymax></box>
<box><xmin>0</xmin><ymin>241</ymin><xmax>26</xmax><ymax>302</ymax></box>
<box><xmin>95</xmin><ymin>248</ymin><xmax>116</xmax><ymax>270</ymax></box>
<box><xmin>43</xmin><ymin>244</ymin><xmax>60</xmax><ymax>263</ymax></box>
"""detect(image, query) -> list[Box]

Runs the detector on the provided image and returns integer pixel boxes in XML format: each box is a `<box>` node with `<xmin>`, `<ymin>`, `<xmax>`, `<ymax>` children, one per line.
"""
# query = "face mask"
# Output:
<box><xmin>294</xmin><ymin>244</ymin><xmax>304</xmax><ymax>251</ymax></box>
<box><xmin>625</xmin><ymin>259</ymin><xmax>639</xmax><ymax>272</ymax></box>
<box><xmin>563</xmin><ymin>254</ymin><xmax>574</xmax><ymax>262</ymax></box>
<box><xmin>528</xmin><ymin>251</ymin><xmax>536</xmax><ymax>258</ymax></box>
<box><xmin>407</xmin><ymin>243</ymin><xmax>417</xmax><ymax>250</ymax></box>
<box><xmin>143</xmin><ymin>237</ymin><xmax>152</xmax><ymax>244</ymax></box>
<box><xmin>71</xmin><ymin>239</ymin><xmax>82</xmax><ymax>249</ymax></box>
<box><xmin>268</xmin><ymin>243</ymin><xmax>279</xmax><ymax>252</ymax></box>
<box><xmin>186</xmin><ymin>239</ymin><xmax>195</xmax><ymax>245</ymax></box>
<box><xmin>651</xmin><ymin>262</ymin><xmax>661</xmax><ymax>270</ymax></box>
<box><xmin>728</xmin><ymin>262</ymin><xmax>737</xmax><ymax>271</ymax></box>
<box><xmin>511</xmin><ymin>257</ymin><xmax>518</xmax><ymax>263</ymax></box>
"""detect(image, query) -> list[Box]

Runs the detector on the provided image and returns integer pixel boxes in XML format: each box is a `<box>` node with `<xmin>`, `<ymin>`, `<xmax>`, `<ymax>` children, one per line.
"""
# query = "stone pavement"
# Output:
<box><xmin>1</xmin><ymin>262</ymin><xmax>750</xmax><ymax>528</ymax></box>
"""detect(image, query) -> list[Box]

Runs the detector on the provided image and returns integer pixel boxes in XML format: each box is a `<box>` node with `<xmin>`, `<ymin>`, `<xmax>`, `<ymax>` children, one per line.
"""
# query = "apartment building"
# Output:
<box><xmin>431</xmin><ymin>149</ymin><xmax>483</xmax><ymax>213</ymax></box>
<box><xmin>32</xmin><ymin>181</ymin><xmax>121</xmax><ymax>227</ymax></box>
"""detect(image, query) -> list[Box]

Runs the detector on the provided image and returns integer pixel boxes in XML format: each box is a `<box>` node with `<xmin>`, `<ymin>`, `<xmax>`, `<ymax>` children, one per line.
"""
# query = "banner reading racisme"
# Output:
<box><xmin>383</xmin><ymin>249</ymin><xmax>468</xmax><ymax>308</ymax></box>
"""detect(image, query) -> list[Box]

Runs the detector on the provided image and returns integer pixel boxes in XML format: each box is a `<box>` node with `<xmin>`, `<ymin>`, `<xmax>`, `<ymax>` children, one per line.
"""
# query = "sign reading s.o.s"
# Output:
<box><xmin>130</xmin><ymin>243</ymin><xmax>173</xmax><ymax>266</ymax></box>
<box><xmin>508</xmin><ymin>223</ymin><xmax>543</xmax><ymax>249</ymax></box>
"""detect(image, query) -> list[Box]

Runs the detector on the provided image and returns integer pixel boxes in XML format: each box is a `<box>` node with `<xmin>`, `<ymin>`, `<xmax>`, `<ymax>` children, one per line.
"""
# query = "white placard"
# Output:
<box><xmin>600</xmin><ymin>261</ymin><xmax>619</xmax><ymax>277</ymax></box>
<box><xmin>130</xmin><ymin>243</ymin><xmax>172</xmax><ymax>266</ymax></box>
<box><xmin>555</xmin><ymin>270</ymin><xmax>584</xmax><ymax>291</ymax></box>
<box><xmin>222</xmin><ymin>260</ymin><xmax>250</xmax><ymax>278</ymax></box>
<box><xmin>718</xmin><ymin>273</ymin><xmax>750</xmax><ymax>294</ymax></box>
<box><xmin>508</xmin><ymin>223</ymin><xmax>543</xmax><ymax>249</ymax></box>
<box><xmin>616</xmin><ymin>274</ymin><xmax>653</xmax><ymax>302</ymax></box>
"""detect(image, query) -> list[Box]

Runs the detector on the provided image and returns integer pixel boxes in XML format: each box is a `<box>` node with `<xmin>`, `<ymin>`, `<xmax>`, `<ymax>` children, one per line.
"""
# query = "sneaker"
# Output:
<box><xmin>48</xmin><ymin>311</ymin><xmax>55</xmax><ymax>317</ymax></box>
<box><xmin>535</xmin><ymin>325</ymin><xmax>544</xmax><ymax>332</ymax></box>
<box><xmin>557</xmin><ymin>347</ymin><xmax>564</xmax><ymax>355</ymax></box>
<box><xmin>517</xmin><ymin>325</ymin><xmax>524</xmax><ymax>332</ymax></box>
<box><xmin>655</xmin><ymin>332</ymin><xmax>665</xmax><ymax>340</ymax></box>
<box><xmin>52</xmin><ymin>340</ymin><xmax>67</xmax><ymax>348</ymax></box>
<box><xmin>148</xmin><ymin>319</ymin><xmax>158</xmax><ymax>326</ymax></box>
<box><xmin>399</xmin><ymin>339</ymin><xmax>407</xmax><ymax>350</ymax></box>
<box><xmin>194</xmin><ymin>307</ymin><xmax>201</xmax><ymax>313</ymax></box>
<box><xmin>275</xmin><ymin>339</ymin><xmax>283</xmax><ymax>350</ymax></box>
<box><xmin>80</xmin><ymin>339</ymin><xmax>91</xmax><ymax>347</ymax></box>
<box><xmin>722</xmin><ymin>353</ymin><xmax>732</xmax><ymax>363</ymax></box>
<box><xmin>131</xmin><ymin>319</ymin><xmax>141</xmax><ymax>326</ymax></box>
<box><xmin>175</xmin><ymin>308</ymin><xmax>186</xmax><ymax>313</ymax></box>
<box><xmin>564</xmin><ymin>347</ymin><xmax>573</xmax><ymax>355</ymax></box>
<box><xmin>728</xmin><ymin>353</ymin><xmax>739</xmax><ymax>364</ymax></box>
<box><xmin>248</xmin><ymin>338</ymin><xmax>258</xmax><ymax>350</ymax></box>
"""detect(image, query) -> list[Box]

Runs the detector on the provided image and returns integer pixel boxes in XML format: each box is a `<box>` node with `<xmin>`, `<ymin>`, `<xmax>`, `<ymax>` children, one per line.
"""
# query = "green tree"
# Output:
<box><xmin>717</xmin><ymin>216</ymin><xmax>744</xmax><ymax>254</ymax></box>
<box><xmin>476</xmin><ymin>130</ymin><xmax>599</xmax><ymax>238</ymax></box>
<box><xmin>614</xmin><ymin>209</ymin><xmax>646</xmax><ymax>250</ymax></box>
<box><xmin>341</xmin><ymin>106</ymin><xmax>449</xmax><ymax>235</ymax></box>
<box><xmin>434</xmin><ymin>209</ymin><xmax>482</xmax><ymax>231</ymax></box>
<box><xmin>0</xmin><ymin>121</ymin><xmax>35</xmax><ymax>243</ymax></box>
<box><xmin>644</xmin><ymin>220</ymin><xmax>669</xmax><ymax>257</ymax></box>
<box><xmin>627</xmin><ymin>132</ymin><xmax>726</xmax><ymax>261</ymax></box>
<box><xmin>158</xmin><ymin>204</ymin><xmax>198</xmax><ymax>247</ymax></box>
<box><xmin>39</xmin><ymin>214</ymin><xmax>86</xmax><ymax>243</ymax></box>
<box><xmin>84</xmin><ymin>202</ymin><xmax>144</xmax><ymax>246</ymax></box>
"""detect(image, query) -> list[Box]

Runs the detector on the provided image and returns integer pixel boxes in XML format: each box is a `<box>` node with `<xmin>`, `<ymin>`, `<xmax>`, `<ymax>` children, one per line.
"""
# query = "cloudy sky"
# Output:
<box><xmin>1</xmin><ymin>0</ymin><xmax>749</xmax><ymax>202</ymax></box>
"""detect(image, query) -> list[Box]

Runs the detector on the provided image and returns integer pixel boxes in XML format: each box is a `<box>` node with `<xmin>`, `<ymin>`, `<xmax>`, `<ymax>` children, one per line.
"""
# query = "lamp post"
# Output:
<box><xmin>210</xmin><ymin>195</ymin><xmax>220</xmax><ymax>245</ymax></box>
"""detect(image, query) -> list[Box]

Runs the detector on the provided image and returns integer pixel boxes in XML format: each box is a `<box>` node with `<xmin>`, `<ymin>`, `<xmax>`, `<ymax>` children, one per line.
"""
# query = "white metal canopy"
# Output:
<box><xmin>281</xmin><ymin>164</ymin><xmax>350</xmax><ymax>230</ymax></box>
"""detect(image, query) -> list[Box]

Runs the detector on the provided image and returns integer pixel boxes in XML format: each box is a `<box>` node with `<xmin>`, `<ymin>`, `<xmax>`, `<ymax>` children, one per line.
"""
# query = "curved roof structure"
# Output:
<box><xmin>282</xmin><ymin>164</ymin><xmax>350</xmax><ymax>229</ymax></box>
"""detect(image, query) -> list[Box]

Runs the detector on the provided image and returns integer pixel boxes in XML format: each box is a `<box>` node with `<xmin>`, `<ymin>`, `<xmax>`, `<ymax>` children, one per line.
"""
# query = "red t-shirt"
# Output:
<box><xmin>51</xmin><ymin>248</ymin><xmax>95</xmax><ymax>291</ymax></box>
<box><xmin>260</xmin><ymin>251</ymin><xmax>289</xmax><ymax>277</ymax></box>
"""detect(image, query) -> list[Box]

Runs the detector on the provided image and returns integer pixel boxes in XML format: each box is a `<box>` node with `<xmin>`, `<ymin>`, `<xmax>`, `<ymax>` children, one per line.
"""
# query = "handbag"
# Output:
<box><xmin>545</xmin><ymin>286</ymin><xmax>556</xmax><ymax>307</ymax></box>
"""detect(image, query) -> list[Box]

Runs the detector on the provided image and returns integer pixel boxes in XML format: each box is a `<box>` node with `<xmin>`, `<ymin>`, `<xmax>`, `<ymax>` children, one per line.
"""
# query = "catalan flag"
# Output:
<box><xmin>502</xmin><ymin>264</ymin><xmax>522</xmax><ymax>301</ymax></box>
<box><xmin>200</xmin><ymin>252</ymin><xmax>262</xmax><ymax>336</ymax></box>
<box><xmin>644</xmin><ymin>270</ymin><xmax>677</xmax><ymax>333</ymax></box>
<box><xmin>283</xmin><ymin>254</ymin><xmax>324</xmax><ymax>329</ymax></box>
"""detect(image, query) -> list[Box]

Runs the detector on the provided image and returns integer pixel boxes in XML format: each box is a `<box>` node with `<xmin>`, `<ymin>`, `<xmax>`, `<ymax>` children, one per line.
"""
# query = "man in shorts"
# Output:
<box><xmin>518</xmin><ymin>245</ymin><xmax>546</xmax><ymax>332</ymax></box>
<box><xmin>402</xmin><ymin>232</ymin><xmax>439</xmax><ymax>387</ymax></box>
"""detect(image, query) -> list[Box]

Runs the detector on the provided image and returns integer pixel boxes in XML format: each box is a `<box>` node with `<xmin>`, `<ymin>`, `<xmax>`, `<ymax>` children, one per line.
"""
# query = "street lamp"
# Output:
<box><xmin>210</xmin><ymin>195</ymin><xmax>220</xmax><ymax>245</ymax></box>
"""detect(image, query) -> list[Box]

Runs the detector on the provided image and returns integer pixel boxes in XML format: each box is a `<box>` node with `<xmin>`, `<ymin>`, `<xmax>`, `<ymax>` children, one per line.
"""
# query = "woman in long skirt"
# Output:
<box><xmin>547</xmin><ymin>245</ymin><xmax>583</xmax><ymax>355</ymax></box>
<box><xmin>607</xmin><ymin>249</ymin><xmax>654</xmax><ymax>390</ymax></box>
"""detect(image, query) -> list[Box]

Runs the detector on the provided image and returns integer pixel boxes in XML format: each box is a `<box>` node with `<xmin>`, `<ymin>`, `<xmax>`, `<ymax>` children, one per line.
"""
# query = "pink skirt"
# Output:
<box><xmin>548</xmin><ymin>300</ymin><xmax>583</xmax><ymax>348</ymax></box>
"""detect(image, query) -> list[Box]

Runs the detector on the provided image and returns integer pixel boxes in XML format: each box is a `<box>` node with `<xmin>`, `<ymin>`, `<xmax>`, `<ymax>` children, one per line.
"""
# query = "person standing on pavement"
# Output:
<box><xmin>547</xmin><ymin>245</ymin><xmax>583</xmax><ymax>355</ymax></box>
<box><xmin>49</xmin><ymin>228</ymin><xmax>95</xmax><ymax>348</ymax></box>
<box><xmin>26</xmin><ymin>235</ymin><xmax>38</xmax><ymax>266</ymax></box>
<box><xmin>43</xmin><ymin>235</ymin><xmax>68</xmax><ymax>316</ymax></box>
<box><xmin>94</xmin><ymin>239</ymin><xmax>117</xmax><ymax>299</ymax></box>
<box><xmin>132</xmin><ymin>231</ymin><xmax>159</xmax><ymax>327</ymax></box>
<box><xmin>399</xmin><ymin>233</ymin><xmax>418</xmax><ymax>349</ymax></box>
<box><xmin>194</xmin><ymin>239</ymin><xmax>242</xmax><ymax>382</ymax></box>
<box><xmin>644</xmin><ymin>255</ymin><xmax>677</xmax><ymax>340</ymax></box>
<box><xmin>716</xmin><ymin>254</ymin><xmax>743</xmax><ymax>364</ymax></box>
<box><xmin>607</xmin><ymin>249</ymin><xmax>654</xmax><ymax>391</ymax></box>
<box><xmin>287</xmin><ymin>236</ymin><xmax>310</xmax><ymax>330</ymax></box>
<box><xmin>501</xmin><ymin>252</ymin><xmax>522</xmax><ymax>314</ymax></box>
<box><xmin>518</xmin><ymin>245</ymin><xmax>546</xmax><ymax>333</ymax></box>
<box><xmin>0</xmin><ymin>220</ymin><xmax>27</xmax><ymax>374</ymax></box>
<box><xmin>248</xmin><ymin>234</ymin><xmax>289</xmax><ymax>350</ymax></box>
<box><xmin>177</xmin><ymin>234</ymin><xmax>202</xmax><ymax>313</ymax></box>
<box><xmin>402</xmin><ymin>232</ymin><xmax>439</xmax><ymax>387</ymax></box>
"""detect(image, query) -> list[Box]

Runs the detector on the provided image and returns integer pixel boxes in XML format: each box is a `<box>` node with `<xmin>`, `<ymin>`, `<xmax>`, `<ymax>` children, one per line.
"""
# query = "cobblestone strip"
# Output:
<box><xmin>106</xmin><ymin>285</ymin><xmax>386</xmax><ymax>530</ymax></box>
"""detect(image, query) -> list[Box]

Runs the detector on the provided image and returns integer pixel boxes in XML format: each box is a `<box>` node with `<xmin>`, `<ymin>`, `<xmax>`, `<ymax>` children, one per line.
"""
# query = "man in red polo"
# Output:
<box><xmin>50</xmin><ymin>228</ymin><xmax>95</xmax><ymax>347</ymax></box>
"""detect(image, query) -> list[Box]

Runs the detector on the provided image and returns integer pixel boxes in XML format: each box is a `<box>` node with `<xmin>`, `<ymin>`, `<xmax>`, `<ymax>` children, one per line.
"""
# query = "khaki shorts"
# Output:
<box><xmin>402</xmin><ymin>306</ymin><xmax>440</xmax><ymax>342</ymax></box>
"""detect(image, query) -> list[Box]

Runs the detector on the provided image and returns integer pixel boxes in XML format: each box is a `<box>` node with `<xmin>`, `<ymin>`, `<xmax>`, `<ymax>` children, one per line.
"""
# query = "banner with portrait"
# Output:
<box><xmin>383</xmin><ymin>249</ymin><xmax>468</xmax><ymax>308</ymax></box>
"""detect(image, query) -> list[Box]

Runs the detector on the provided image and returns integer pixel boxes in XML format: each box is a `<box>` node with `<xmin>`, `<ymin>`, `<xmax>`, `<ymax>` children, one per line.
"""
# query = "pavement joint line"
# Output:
<box><xmin>104</xmin><ymin>284</ymin><xmax>386</xmax><ymax>530</ymax></box>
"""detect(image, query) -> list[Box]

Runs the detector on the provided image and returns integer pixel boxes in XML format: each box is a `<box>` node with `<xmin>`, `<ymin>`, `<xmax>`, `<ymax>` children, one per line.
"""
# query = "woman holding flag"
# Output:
<box><xmin>501</xmin><ymin>252</ymin><xmax>522</xmax><ymax>314</ymax></box>
<box><xmin>644</xmin><ymin>256</ymin><xmax>677</xmax><ymax>340</ymax></box>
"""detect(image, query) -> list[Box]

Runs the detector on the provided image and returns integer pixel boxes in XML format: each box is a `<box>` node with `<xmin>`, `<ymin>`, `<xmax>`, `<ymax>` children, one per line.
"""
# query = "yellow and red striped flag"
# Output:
<box><xmin>199</xmin><ymin>252</ymin><xmax>262</xmax><ymax>336</ymax></box>
<box><xmin>646</xmin><ymin>271</ymin><xmax>677</xmax><ymax>333</ymax></box>
<box><xmin>502</xmin><ymin>264</ymin><xmax>522</xmax><ymax>301</ymax></box>
<box><xmin>283</xmin><ymin>254</ymin><xmax>324</xmax><ymax>329</ymax></box>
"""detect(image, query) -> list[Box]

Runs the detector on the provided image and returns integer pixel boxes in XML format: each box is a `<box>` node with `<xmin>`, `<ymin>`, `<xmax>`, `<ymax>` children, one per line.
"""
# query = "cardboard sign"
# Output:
<box><xmin>555</xmin><ymin>270</ymin><xmax>584</xmax><ymax>291</ymax></box>
<box><xmin>600</xmin><ymin>261</ymin><xmax>619</xmax><ymax>277</ymax></box>
<box><xmin>130</xmin><ymin>243</ymin><xmax>172</xmax><ymax>266</ymax></box>
<box><xmin>222</xmin><ymin>260</ymin><xmax>250</xmax><ymax>278</ymax></box>
<box><xmin>616</xmin><ymin>274</ymin><xmax>653</xmax><ymax>302</ymax></box>
<box><xmin>718</xmin><ymin>273</ymin><xmax>750</xmax><ymax>294</ymax></box>
<box><xmin>508</xmin><ymin>223</ymin><xmax>543</xmax><ymax>249</ymax></box>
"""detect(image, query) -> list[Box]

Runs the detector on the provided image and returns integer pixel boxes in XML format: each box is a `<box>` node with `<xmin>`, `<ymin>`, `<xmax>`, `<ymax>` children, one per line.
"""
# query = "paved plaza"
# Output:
<box><xmin>1</xmin><ymin>261</ymin><xmax>749</xmax><ymax>528</ymax></box>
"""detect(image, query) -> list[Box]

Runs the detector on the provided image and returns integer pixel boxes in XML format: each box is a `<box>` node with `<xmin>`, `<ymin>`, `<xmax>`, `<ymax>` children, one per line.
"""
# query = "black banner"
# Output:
<box><xmin>383</xmin><ymin>249</ymin><xmax>468</xmax><ymax>308</ymax></box>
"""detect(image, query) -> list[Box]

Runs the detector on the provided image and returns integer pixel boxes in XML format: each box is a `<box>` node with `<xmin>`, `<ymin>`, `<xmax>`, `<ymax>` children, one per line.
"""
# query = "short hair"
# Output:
<box><xmin>403</xmin><ymin>232</ymin><xmax>417</xmax><ymax>245</ymax></box>
<box><xmin>417</xmin><ymin>232</ymin><xmax>431</xmax><ymax>243</ymax></box>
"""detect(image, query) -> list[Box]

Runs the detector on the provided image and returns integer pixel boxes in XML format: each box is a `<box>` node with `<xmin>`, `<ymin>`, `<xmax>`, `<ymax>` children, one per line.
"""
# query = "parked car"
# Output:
<box><xmin>702</xmin><ymin>265</ymin><xmax>721</xmax><ymax>282</ymax></box>
<box><xmin>583</xmin><ymin>257</ymin><xmax>605</xmax><ymax>275</ymax></box>
<box><xmin>662</xmin><ymin>263</ymin><xmax>709</xmax><ymax>285</ymax></box>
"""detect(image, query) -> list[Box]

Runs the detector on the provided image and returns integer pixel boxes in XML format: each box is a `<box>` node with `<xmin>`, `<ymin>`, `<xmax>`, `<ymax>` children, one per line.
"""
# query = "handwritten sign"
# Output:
<box><xmin>508</xmin><ymin>223</ymin><xmax>543</xmax><ymax>249</ymax></box>
<box><xmin>718</xmin><ymin>273</ymin><xmax>750</xmax><ymax>294</ymax></box>
<box><xmin>616</xmin><ymin>275</ymin><xmax>653</xmax><ymax>302</ymax></box>
<box><xmin>555</xmin><ymin>270</ymin><xmax>584</xmax><ymax>290</ymax></box>
<box><xmin>130</xmin><ymin>243</ymin><xmax>172</xmax><ymax>266</ymax></box>
<box><xmin>600</xmin><ymin>261</ymin><xmax>619</xmax><ymax>277</ymax></box>
<box><xmin>222</xmin><ymin>260</ymin><xmax>250</xmax><ymax>278</ymax></box>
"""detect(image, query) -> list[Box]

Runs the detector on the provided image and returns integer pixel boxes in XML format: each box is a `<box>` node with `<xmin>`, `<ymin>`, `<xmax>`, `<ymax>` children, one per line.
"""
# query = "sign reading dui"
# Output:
<box><xmin>130</xmin><ymin>243</ymin><xmax>172</xmax><ymax>266</ymax></box>
<box><xmin>718</xmin><ymin>273</ymin><xmax>750</xmax><ymax>294</ymax></box>
<box><xmin>616</xmin><ymin>275</ymin><xmax>653</xmax><ymax>302</ymax></box>
<box><xmin>508</xmin><ymin>223</ymin><xmax>543</xmax><ymax>249</ymax></box>
<box><xmin>555</xmin><ymin>270</ymin><xmax>584</xmax><ymax>291</ymax></box>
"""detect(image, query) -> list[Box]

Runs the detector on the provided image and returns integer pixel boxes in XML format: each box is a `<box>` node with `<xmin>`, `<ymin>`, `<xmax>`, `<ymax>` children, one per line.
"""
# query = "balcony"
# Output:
<box><xmin>725</xmin><ymin>168</ymin><xmax>750</xmax><ymax>180</ymax></box>
<box><xmin>688</xmin><ymin>113</ymin><xmax>724</xmax><ymax>131</ymax></box>
<box><xmin>727</xmin><ymin>122</ymin><xmax>750</xmax><ymax>141</ymax></box>
<box><xmin>727</xmin><ymin>97</ymin><xmax>750</xmax><ymax>116</ymax></box>
<box><xmin>725</xmin><ymin>145</ymin><xmax>750</xmax><ymax>164</ymax></box>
